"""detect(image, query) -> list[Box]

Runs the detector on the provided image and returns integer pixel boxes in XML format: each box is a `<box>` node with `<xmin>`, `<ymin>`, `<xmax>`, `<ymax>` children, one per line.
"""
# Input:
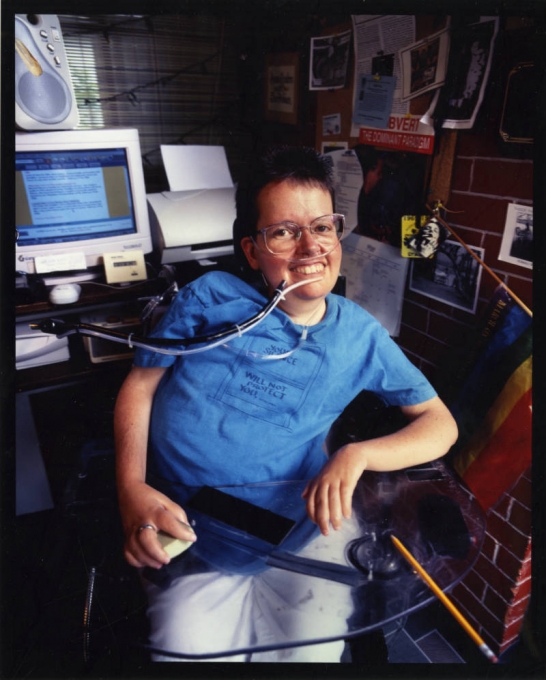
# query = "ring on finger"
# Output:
<box><xmin>137</xmin><ymin>523</ymin><xmax>157</xmax><ymax>534</ymax></box>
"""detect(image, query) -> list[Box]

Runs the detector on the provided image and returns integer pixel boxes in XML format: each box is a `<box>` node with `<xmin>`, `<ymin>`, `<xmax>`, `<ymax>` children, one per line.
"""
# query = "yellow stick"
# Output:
<box><xmin>390</xmin><ymin>535</ymin><xmax>498</xmax><ymax>663</ymax></box>
<box><xmin>429</xmin><ymin>208</ymin><xmax>533</xmax><ymax>318</ymax></box>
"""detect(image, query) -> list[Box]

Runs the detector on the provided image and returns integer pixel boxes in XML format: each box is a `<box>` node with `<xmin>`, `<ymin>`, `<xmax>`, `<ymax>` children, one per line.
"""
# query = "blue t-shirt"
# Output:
<box><xmin>134</xmin><ymin>271</ymin><xmax>436</xmax><ymax>571</ymax></box>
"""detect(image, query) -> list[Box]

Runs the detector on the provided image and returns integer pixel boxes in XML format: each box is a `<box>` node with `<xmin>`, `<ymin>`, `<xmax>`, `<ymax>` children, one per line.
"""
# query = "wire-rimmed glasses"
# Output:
<box><xmin>254</xmin><ymin>213</ymin><xmax>346</xmax><ymax>256</ymax></box>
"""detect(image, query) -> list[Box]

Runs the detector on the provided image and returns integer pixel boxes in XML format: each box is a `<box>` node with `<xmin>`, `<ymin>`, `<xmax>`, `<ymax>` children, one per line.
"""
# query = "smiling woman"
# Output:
<box><xmin>113</xmin><ymin>145</ymin><xmax>457</xmax><ymax>662</ymax></box>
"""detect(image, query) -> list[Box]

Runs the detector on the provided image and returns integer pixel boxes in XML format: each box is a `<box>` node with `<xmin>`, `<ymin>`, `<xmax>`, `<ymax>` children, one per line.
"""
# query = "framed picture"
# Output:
<box><xmin>264</xmin><ymin>52</ymin><xmax>299</xmax><ymax>125</ymax></box>
<box><xmin>399</xmin><ymin>28</ymin><xmax>450</xmax><ymax>101</ymax></box>
<box><xmin>409</xmin><ymin>239</ymin><xmax>484</xmax><ymax>314</ymax></box>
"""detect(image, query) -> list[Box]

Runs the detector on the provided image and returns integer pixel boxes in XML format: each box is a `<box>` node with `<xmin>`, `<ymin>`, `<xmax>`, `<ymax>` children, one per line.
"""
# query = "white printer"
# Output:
<box><xmin>147</xmin><ymin>145</ymin><xmax>236</xmax><ymax>264</ymax></box>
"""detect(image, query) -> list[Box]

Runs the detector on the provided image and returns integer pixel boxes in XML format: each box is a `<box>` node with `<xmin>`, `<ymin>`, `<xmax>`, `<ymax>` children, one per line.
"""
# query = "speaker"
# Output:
<box><xmin>15</xmin><ymin>14</ymin><xmax>79</xmax><ymax>131</ymax></box>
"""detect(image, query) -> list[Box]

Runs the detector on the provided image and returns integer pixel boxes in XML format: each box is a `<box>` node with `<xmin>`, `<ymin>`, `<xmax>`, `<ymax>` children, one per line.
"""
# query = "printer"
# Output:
<box><xmin>147</xmin><ymin>145</ymin><xmax>236</xmax><ymax>264</ymax></box>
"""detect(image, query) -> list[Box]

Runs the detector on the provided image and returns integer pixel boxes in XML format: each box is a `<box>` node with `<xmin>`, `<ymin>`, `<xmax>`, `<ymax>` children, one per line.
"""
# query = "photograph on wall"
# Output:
<box><xmin>352</xmin><ymin>144</ymin><xmax>429</xmax><ymax>248</ymax></box>
<box><xmin>409</xmin><ymin>240</ymin><xmax>484</xmax><ymax>313</ymax></box>
<box><xmin>437</xmin><ymin>17</ymin><xmax>499</xmax><ymax>129</ymax></box>
<box><xmin>322</xmin><ymin>113</ymin><xmax>342</xmax><ymax>136</ymax></box>
<box><xmin>399</xmin><ymin>28</ymin><xmax>450</xmax><ymax>101</ymax></box>
<box><xmin>264</xmin><ymin>52</ymin><xmax>299</xmax><ymax>125</ymax></box>
<box><xmin>309</xmin><ymin>30</ymin><xmax>351</xmax><ymax>90</ymax></box>
<box><xmin>498</xmin><ymin>203</ymin><xmax>533</xmax><ymax>269</ymax></box>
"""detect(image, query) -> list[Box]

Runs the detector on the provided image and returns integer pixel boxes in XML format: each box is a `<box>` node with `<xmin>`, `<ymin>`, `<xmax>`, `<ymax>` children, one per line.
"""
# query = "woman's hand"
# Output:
<box><xmin>302</xmin><ymin>443</ymin><xmax>367</xmax><ymax>536</ymax></box>
<box><xmin>118</xmin><ymin>481</ymin><xmax>196</xmax><ymax>569</ymax></box>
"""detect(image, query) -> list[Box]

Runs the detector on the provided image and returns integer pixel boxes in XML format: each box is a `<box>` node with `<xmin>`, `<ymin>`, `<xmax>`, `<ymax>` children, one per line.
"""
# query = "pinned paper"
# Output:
<box><xmin>353</xmin><ymin>74</ymin><xmax>396</xmax><ymax>128</ymax></box>
<box><xmin>160</xmin><ymin>145</ymin><xmax>233</xmax><ymax>192</ymax></box>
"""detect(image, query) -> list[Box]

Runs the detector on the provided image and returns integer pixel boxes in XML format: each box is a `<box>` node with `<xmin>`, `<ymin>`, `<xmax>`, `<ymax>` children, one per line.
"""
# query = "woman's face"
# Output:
<box><xmin>240</xmin><ymin>180</ymin><xmax>342</xmax><ymax>309</ymax></box>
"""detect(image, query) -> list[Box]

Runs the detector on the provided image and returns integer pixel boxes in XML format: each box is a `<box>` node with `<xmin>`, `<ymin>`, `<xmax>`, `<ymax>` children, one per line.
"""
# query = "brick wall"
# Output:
<box><xmin>450</xmin><ymin>468</ymin><xmax>532</xmax><ymax>656</ymax></box>
<box><xmin>395</xmin><ymin>102</ymin><xmax>533</xmax><ymax>656</ymax></box>
<box><xmin>397</xmin><ymin>129</ymin><xmax>533</xmax><ymax>387</ymax></box>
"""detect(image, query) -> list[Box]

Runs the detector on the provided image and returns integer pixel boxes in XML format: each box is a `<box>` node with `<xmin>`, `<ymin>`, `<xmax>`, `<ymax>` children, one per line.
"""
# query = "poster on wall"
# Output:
<box><xmin>409</xmin><ymin>240</ymin><xmax>484</xmax><ymax>314</ymax></box>
<box><xmin>350</xmin><ymin>15</ymin><xmax>416</xmax><ymax>137</ymax></box>
<box><xmin>437</xmin><ymin>16</ymin><xmax>499</xmax><ymax>129</ymax></box>
<box><xmin>498</xmin><ymin>203</ymin><xmax>533</xmax><ymax>269</ymax></box>
<box><xmin>309</xmin><ymin>30</ymin><xmax>351</xmax><ymax>90</ymax></box>
<box><xmin>399</xmin><ymin>28</ymin><xmax>450</xmax><ymax>101</ymax></box>
<box><xmin>264</xmin><ymin>52</ymin><xmax>299</xmax><ymax>125</ymax></box>
<box><xmin>352</xmin><ymin>144</ymin><xmax>429</xmax><ymax>248</ymax></box>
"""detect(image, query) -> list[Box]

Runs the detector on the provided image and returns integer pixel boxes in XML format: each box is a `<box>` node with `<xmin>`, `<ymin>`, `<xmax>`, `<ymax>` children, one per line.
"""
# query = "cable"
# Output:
<box><xmin>30</xmin><ymin>277</ymin><xmax>323</xmax><ymax>358</ymax></box>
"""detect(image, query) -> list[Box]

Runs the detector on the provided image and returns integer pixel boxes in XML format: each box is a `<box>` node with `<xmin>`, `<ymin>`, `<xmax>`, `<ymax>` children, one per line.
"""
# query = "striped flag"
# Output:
<box><xmin>448</xmin><ymin>286</ymin><xmax>532</xmax><ymax>511</ymax></box>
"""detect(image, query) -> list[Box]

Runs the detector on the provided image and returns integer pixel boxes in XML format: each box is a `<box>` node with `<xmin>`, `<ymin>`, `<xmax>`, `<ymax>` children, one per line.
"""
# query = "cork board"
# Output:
<box><xmin>315</xmin><ymin>16</ymin><xmax>457</xmax><ymax>204</ymax></box>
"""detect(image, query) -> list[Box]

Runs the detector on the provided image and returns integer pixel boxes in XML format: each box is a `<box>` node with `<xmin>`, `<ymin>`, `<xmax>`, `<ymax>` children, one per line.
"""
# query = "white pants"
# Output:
<box><xmin>143</xmin><ymin>518</ymin><xmax>359</xmax><ymax>662</ymax></box>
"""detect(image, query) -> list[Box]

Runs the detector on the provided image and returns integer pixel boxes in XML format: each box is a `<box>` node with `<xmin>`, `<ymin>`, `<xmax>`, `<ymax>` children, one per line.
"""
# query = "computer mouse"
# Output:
<box><xmin>49</xmin><ymin>283</ymin><xmax>81</xmax><ymax>304</ymax></box>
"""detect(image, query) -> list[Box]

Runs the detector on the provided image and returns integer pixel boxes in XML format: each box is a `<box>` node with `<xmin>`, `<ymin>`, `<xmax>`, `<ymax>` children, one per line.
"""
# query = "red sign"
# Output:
<box><xmin>358</xmin><ymin>115</ymin><xmax>435</xmax><ymax>155</ymax></box>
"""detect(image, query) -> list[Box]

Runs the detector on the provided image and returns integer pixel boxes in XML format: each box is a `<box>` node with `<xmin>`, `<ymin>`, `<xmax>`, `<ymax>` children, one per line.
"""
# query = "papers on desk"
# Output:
<box><xmin>341</xmin><ymin>232</ymin><xmax>409</xmax><ymax>337</ymax></box>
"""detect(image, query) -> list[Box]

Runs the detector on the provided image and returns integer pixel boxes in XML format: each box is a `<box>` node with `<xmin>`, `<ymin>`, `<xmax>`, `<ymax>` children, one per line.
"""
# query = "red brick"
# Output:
<box><xmin>474</xmin><ymin>554</ymin><xmax>520</xmax><ymax>602</ymax></box>
<box><xmin>447</xmin><ymin>193</ymin><xmax>510</xmax><ymax>234</ymax></box>
<box><xmin>508</xmin><ymin>472</ymin><xmax>532</xmax><ymax>509</ymax></box>
<box><xmin>471</xmin><ymin>160</ymin><xmax>533</xmax><ymax>200</ymax></box>
<box><xmin>508</xmin><ymin>499</ymin><xmax>533</xmax><ymax>536</ymax></box>
<box><xmin>457</xmin><ymin>130</ymin><xmax>503</xmax><ymax>158</ymax></box>
<box><xmin>400</xmin><ymin>299</ymin><xmax>429</xmax><ymax>332</ymax></box>
<box><xmin>505</xmin><ymin>594</ymin><xmax>531</xmax><ymax>622</ymax></box>
<box><xmin>519</xmin><ymin>559</ymin><xmax>532</xmax><ymax>582</ymax></box>
<box><xmin>427</xmin><ymin>313</ymin><xmax>471</xmax><ymax>346</ymax></box>
<box><xmin>492</xmin><ymin>495</ymin><xmax>512</xmax><ymax>520</ymax></box>
<box><xmin>485</xmin><ymin>512</ymin><xmax>530</xmax><ymax>559</ymax></box>
<box><xmin>484</xmin><ymin>587</ymin><xmax>510</xmax><ymax>620</ymax></box>
<box><xmin>501</xmin><ymin>613</ymin><xmax>528</xmax><ymax>643</ymax></box>
<box><xmin>496</xmin><ymin>544</ymin><xmax>526</xmax><ymax>581</ymax></box>
<box><xmin>481</xmin><ymin>533</ymin><xmax>498</xmax><ymax>561</ymax></box>
<box><xmin>457</xmin><ymin>589</ymin><xmax>507</xmax><ymax>642</ymax></box>
<box><xmin>512</xmin><ymin>575</ymin><xmax>532</xmax><ymax>603</ymax></box>
<box><xmin>450</xmin><ymin>583</ymin><xmax>488</xmax><ymax>628</ymax></box>
<box><xmin>397</xmin><ymin>325</ymin><xmax>444</xmax><ymax>362</ymax></box>
<box><xmin>451</xmin><ymin>158</ymin><xmax>473</xmax><ymax>192</ymax></box>
<box><xmin>457</xmin><ymin>567</ymin><xmax>487</xmax><ymax>600</ymax></box>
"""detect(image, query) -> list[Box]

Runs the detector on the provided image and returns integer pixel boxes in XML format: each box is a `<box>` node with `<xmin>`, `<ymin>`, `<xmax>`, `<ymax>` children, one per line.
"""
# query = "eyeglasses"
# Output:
<box><xmin>254</xmin><ymin>213</ymin><xmax>346</xmax><ymax>256</ymax></box>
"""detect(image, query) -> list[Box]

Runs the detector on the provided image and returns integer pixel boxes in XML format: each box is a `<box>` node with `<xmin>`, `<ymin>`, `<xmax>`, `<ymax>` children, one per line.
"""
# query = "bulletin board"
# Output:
<box><xmin>315</xmin><ymin>16</ymin><xmax>457</xmax><ymax>206</ymax></box>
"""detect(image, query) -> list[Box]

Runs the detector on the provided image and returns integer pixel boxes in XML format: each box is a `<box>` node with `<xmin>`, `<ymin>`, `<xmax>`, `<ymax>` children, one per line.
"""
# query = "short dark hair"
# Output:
<box><xmin>233</xmin><ymin>145</ymin><xmax>334</xmax><ymax>279</ymax></box>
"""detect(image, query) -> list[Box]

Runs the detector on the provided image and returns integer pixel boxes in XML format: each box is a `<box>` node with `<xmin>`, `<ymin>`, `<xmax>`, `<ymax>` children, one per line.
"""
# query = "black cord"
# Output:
<box><xmin>32</xmin><ymin>280</ymin><xmax>288</xmax><ymax>349</ymax></box>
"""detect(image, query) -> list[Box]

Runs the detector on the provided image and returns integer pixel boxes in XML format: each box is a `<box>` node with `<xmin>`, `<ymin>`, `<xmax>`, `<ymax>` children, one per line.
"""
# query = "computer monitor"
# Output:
<box><xmin>15</xmin><ymin>128</ymin><xmax>152</xmax><ymax>282</ymax></box>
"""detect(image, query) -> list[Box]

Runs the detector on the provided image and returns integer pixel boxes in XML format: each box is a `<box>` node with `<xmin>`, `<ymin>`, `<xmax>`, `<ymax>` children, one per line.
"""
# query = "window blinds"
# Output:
<box><xmin>59</xmin><ymin>14</ymin><xmax>257</xmax><ymax>190</ymax></box>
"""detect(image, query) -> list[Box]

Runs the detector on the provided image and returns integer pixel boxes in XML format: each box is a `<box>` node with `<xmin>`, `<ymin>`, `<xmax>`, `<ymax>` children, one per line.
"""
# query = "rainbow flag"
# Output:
<box><xmin>449</xmin><ymin>286</ymin><xmax>532</xmax><ymax>511</ymax></box>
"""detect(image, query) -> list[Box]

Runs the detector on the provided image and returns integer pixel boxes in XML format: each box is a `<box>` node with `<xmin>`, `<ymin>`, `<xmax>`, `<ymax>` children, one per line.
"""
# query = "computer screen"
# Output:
<box><xmin>15</xmin><ymin>128</ymin><xmax>152</xmax><ymax>279</ymax></box>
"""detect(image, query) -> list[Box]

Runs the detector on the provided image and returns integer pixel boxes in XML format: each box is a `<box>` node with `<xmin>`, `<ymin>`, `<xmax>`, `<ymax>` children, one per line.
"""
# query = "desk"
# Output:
<box><xmin>15</xmin><ymin>277</ymin><xmax>169</xmax><ymax>514</ymax></box>
<box><xmin>143</xmin><ymin>460</ymin><xmax>485</xmax><ymax>659</ymax></box>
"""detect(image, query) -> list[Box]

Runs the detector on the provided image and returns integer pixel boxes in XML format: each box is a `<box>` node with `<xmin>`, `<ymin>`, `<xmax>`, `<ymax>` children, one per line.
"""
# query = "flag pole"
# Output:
<box><xmin>427</xmin><ymin>204</ymin><xmax>533</xmax><ymax>318</ymax></box>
